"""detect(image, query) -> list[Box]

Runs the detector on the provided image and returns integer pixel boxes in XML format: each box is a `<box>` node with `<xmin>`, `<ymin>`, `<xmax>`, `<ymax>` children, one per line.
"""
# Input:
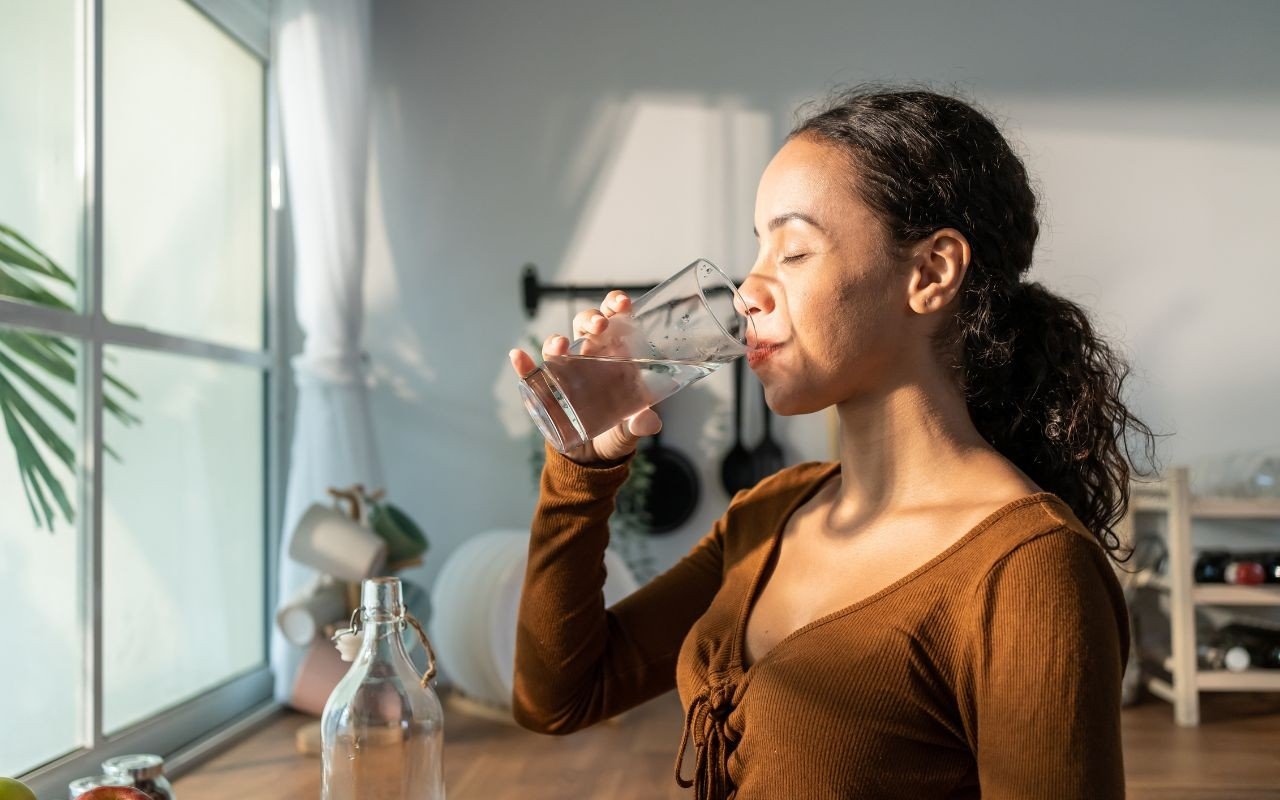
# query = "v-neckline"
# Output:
<box><xmin>730</xmin><ymin>462</ymin><xmax>1060</xmax><ymax>676</ymax></box>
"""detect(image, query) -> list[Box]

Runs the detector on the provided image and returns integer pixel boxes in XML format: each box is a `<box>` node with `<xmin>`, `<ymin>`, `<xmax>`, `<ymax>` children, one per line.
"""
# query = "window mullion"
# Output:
<box><xmin>80</xmin><ymin>0</ymin><xmax>106</xmax><ymax>753</ymax></box>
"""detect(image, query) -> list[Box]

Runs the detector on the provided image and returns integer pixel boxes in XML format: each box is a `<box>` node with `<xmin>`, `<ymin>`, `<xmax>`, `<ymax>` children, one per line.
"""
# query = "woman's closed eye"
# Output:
<box><xmin>781</xmin><ymin>253</ymin><xmax>810</xmax><ymax>263</ymax></box>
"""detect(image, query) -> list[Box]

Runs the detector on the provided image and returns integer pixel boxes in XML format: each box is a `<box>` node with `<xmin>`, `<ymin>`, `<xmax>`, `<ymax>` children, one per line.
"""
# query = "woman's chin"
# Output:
<box><xmin>762</xmin><ymin>376</ymin><xmax>846</xmax><ymax>417</ymax></box>
<box><xmin>759</xmin><ymin>385</ymin><xmax>806</xmax><ymax>417</ymax></box>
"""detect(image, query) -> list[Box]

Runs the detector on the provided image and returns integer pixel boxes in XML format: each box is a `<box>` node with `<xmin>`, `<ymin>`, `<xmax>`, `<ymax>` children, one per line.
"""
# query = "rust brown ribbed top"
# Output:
<box><xmin>513</xmin><ymin>444</ymin><xmax>1129</xmax><ymax>799</ymax></box>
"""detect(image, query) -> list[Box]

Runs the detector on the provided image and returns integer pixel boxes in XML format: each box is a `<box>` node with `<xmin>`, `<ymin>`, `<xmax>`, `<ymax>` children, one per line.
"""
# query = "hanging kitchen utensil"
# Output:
<box><xmin>640</xmin><ymin>412</ymin><xmax>701</xmax><ymax>535</ymax></box>
<box><xmin>720</xmin><ymin>358</ymin><xmax>756</xmax><ymax>495</ymax></box>
<box><xmin>565</xmin><ymin>285</ymin><xmax>580</xmax><ymax>336</ymax></box>
<box><xmin>750</xmin><ymin>383</ymin><xmax>785</xmax><ymax>481</ymax></box>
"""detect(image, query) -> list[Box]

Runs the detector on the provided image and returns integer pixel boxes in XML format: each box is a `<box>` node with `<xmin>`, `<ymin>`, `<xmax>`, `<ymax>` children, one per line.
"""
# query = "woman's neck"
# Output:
<box><xmin>830</xmin><ymin>370</ymin><xmax>1007</xmax><ymax>526</ymax></box>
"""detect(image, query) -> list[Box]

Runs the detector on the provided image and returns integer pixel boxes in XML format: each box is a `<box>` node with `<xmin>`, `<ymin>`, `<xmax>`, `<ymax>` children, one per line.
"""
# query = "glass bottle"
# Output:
<box><xmin>1192</xmin><ymin>550</ymin><xmax>1229</xmax><ymax>583</ymax></box>
<box><xmin>1196</xmin><ymin>642</ymin><xmax>1252</xmax><ymax>672</ymax></box>
<box><xmin>1219</xmin><ymin>622</ymin><xmax>1280</xmax><ymax>669</ymax></box>
<box><xmin>322</xmin><ymin>577</ymin><xmax>445</xmax><ymax>800</ymax></box>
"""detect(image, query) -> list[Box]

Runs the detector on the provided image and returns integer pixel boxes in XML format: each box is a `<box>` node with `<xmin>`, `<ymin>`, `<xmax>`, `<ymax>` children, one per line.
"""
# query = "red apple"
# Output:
<box><xmin>75</xmin><ymin>787</ymin><xmax>151</xmax><ymax>800</ymax></box>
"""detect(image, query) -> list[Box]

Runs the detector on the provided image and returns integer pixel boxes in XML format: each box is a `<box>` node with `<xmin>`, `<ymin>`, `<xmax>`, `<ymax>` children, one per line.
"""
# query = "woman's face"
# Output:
<box><xmin>739</xmin><ymin>135</ymin><xmax>922</xmax><ymax>416</ymax></box>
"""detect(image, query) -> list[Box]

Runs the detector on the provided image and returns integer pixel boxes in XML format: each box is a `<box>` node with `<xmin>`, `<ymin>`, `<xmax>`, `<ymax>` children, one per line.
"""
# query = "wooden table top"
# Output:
<box><xmin>172</xmin><ymin>690</ymin><xmax>1280</xmax><ymax>799</ymax></box>
<box><xmin>173</xmin><ymin>690</ymin><xmax>688</xmax><ymax>800</ymax></box>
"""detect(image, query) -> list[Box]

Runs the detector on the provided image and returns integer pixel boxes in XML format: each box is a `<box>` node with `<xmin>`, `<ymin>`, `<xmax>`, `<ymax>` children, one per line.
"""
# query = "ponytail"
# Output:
<box><xmin>791</xmin><ymin>85</ymin><xmax>1160</xmax><ymax>562</ymax></box>
<box><xmin>960</xmin><ymin>279</ymin><xmax>1158</xmax><ymax>561</ymax></box>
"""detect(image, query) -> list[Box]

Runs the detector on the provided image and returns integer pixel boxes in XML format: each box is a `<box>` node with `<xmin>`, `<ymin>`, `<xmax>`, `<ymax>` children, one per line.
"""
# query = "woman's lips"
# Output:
<box><xmin>747</xmin><ymin>342</ymin><xmax>783</xmax><ymax>368</ymax></box>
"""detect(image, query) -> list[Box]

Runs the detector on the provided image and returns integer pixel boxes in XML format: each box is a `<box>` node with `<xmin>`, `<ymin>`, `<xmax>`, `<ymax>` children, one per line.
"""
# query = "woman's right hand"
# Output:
<box><xmin>508</xmin><ymin>290</ymin><xmax>663</xmax><ymax>466</ymax></box>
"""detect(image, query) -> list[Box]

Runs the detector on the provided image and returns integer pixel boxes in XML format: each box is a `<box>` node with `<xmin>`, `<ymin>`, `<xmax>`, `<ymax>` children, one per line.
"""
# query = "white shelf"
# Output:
<box><xmin>1197</xmin><ymin>669</ymin><xmax>1280</xmax><ymax>692</ymax></box>
<box><xmin>1132</xmin><ymin>489</ymin><xmax>1280</xmax><ymax>519</ymax></box>
<box><xmin>1124</xmin><ymin>466</ymin><xmax>1280</xmax><ymax>726</ymax></box>
<box><xmin>1137</xmin><ymin>574</ymin><xmax>1280</xmax><ymax>606</ymax></box>
<box><xmin>1145</xmin><ymin>676</ymin><xmax>1176</xmax><ymax>704</ymax></box>
<box><xmin>1159</xmin><ymin>657</ymin><xmax>1280</xmax><ymax>691</ymax></box>
<box><xmin>1154</xmin><ymin>667</ymin><xmax>1280</xmax><ymax>693</ymax></box>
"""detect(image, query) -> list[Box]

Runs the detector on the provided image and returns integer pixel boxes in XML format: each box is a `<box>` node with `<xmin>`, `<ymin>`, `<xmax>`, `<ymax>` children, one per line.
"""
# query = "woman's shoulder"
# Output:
<box><xmin>983</xmin><ymin>492</ymin><xmax>1107</xmax><ymax>559</ymax></box>
<box><xmin>962</xmin><ymin>493</ymin><xmax>1123</xmax><ymax>599</ymax></box>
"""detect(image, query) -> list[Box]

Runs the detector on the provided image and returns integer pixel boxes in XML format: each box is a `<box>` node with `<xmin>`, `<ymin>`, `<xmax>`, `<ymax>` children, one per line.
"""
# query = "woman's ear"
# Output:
<box><xmin>906</xmin><ymin>228</ymin><xmax>970</xmax><ymax>314</ymax></box>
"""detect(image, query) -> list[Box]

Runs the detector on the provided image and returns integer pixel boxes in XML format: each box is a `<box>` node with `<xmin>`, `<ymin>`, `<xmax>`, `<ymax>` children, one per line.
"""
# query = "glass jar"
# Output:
<box><xmin>102</xmin><ymin>754</ymin><xmax>173</xmax><ymax>800</ymax></box>
<box><xmin>322</xmin><ymin>577</ymin><xmax>445</xmax><ymax>800</ymax></box>
<box><xmin>68</xmin><ymin>774</ymin><xmax>134</xmax><ymax>800</ymax></box>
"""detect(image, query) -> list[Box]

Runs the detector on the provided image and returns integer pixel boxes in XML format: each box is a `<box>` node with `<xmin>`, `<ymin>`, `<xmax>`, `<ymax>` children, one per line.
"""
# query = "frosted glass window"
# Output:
<box><xmin>0</xmin><ymin>328</ymin><xmax>81</xmax><ymax>775</ymax></box>
<box><xmin>0</xmin><ymin>0</ymin><xmax>83</xmax><ymax>310</ymax></box>
<box><xmin>102</xmin><ymin>347</ymin><xmax>264</xmax><ymax>733</ymax></box>
<box><xmin>1</xmin><ymin>0</ymin><xmax>273</xmax><ymax>787</ymax></box>
<box><xmin>103</xmin><ymin>0</ymin><xmax>265</xmax><ymax>350</ymax></box>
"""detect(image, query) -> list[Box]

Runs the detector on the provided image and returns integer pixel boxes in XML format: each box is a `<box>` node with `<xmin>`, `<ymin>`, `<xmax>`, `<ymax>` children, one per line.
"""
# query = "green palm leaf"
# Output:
<box><xmin>2</xmin><ymin>401</ymin><xmax>63</xmax><ymax>529</ymax></box>
<box><xmin>0</xmin><ymin>330</ymin><xmax>74</xmax><ymax>383</ymax></box>
<box><xmin>0</xmin><ymin>375</ymin><xmax>75</xmax><ymax>471</ymax></box>
<box><xmin>0</xmin><ymin>223</ymin><xmax>74</xmax><ymax>285</ymax></box>
<box><xmin>0</xmin><ymin>347</ymin><xmax>75</xmax><ymax>424</ymax></box>
<box><xmin>0</xmin><ymin>223</ymin><xmax>142</xmax><ymax>531</ymax></box>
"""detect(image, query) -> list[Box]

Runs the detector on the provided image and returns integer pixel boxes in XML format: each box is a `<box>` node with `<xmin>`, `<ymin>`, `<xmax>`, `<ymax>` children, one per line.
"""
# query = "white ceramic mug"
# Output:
<box><xmin>276</xmin><ymin>575</ymin><xmax>349</xmax><ymax>647</ymax></box>
<box><xmin>288</xmin><ymin>503</ymin><xmax>387</xmax><ymax>582</ymax></box>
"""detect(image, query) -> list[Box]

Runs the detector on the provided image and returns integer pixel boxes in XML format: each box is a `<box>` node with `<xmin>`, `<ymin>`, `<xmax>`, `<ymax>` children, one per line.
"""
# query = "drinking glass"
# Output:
<box><xmin>518</xmin><ymin>258</ymin><xmax>753</xmax><ymax>453</ymax></box>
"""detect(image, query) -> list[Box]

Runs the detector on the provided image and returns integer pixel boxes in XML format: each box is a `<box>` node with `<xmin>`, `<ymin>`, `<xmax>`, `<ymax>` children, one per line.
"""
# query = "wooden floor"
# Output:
<box><xmin>173</xmin><ymin>690</ymin><xmax>1280</xmax><ymax>799</ymax></box>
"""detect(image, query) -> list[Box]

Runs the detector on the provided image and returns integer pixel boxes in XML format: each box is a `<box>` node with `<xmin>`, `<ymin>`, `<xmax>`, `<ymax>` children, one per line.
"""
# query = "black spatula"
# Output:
<box><xmin>750</xmin><ymin>383</ymin><xmax>785</xmax><ymax>481</ymax></box>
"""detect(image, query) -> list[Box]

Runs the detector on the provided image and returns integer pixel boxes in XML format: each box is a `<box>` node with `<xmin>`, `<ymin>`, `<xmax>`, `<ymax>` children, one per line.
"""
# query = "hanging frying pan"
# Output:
<box><xmin>640</xmin><ymin>413</ymin><xmax>701</xmax><ymax>535</ymax></box>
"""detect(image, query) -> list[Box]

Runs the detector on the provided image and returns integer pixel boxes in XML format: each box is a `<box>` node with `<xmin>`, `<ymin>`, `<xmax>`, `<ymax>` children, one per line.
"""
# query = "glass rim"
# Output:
<box><xmin>692</xmin><ymin>258</ymin><xmax>755</xmax><ymax>348</ymax></box>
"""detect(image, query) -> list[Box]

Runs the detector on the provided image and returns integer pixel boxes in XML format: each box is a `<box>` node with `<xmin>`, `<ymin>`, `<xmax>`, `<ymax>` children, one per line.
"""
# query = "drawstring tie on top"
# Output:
<box><xmin>675</xmin><ymin>681</ymin><xmax>739</xmax><ymax>800</ymax></box>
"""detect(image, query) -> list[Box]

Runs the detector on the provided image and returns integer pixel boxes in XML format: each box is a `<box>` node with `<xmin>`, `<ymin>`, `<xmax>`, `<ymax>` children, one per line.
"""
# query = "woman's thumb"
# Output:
<box><xmin>626</xmin><ymin>407</ymin><xmax>662</xmax><ymax>438</ymax></box>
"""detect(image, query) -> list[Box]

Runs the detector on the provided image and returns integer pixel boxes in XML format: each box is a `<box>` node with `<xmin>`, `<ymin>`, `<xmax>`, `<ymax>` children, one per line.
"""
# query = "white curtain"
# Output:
<box><xmin>271</xmin><ymin>0</ymin><xmax>381</xmax><ymax>702</ymax></box>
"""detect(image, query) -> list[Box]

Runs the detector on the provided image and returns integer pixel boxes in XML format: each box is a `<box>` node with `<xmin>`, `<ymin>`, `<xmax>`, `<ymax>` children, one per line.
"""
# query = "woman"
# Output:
<box><xmin>506</xmin><ymin>86</ymin><xmax>1156</xmax><ymax>800</ymax></box>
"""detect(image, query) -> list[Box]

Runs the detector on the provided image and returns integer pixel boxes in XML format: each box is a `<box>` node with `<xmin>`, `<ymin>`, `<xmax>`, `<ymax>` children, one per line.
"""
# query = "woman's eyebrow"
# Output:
<box><xmin>752</xmin><ymin>211</ymin><xmax>827</xmax><ymax>238</ymax></box>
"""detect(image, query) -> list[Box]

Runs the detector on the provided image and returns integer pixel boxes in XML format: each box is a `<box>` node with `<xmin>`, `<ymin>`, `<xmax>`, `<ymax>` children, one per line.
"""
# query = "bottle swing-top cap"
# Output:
<box><xmin>330</xmin><ymin>577</ymin><xmax>438</xmax><ymax>683</ymax></box>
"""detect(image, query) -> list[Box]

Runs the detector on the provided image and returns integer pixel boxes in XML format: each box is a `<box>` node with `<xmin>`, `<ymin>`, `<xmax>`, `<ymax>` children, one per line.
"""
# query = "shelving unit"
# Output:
<box><xmin>1125</xmin><ymin>466</ymin><xmax>1280</xmax><ymax>726</ymax></box>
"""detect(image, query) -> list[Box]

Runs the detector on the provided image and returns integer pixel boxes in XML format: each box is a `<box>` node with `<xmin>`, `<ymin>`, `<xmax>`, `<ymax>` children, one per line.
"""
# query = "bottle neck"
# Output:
<box><xmin>360</xmin><ymin>614</ymin><xmax>412</xmax><ymax>663</ymax></box>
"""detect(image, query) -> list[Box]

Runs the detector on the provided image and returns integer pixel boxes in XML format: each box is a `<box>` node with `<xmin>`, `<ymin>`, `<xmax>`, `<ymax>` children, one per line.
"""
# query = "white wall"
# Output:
<box><xmin>352</xmin><ymin>0</ymin><xmax>1280</xmax><ymax>587</ymax></box>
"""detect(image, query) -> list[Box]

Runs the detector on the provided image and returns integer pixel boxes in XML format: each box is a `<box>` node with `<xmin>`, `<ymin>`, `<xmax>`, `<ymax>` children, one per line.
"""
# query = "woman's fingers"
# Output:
<box><xmin>600</xmin><ymin>291</ymin><xmax>631</xmax><ymax>315</ymax></box>
<box><xmin>626</xmin><ymin>407</ymin><xmax>662</xmax><ymax>437</ymax></box>
<box><xmin>573</xmin><ymin>308</ymin><xmax>608</xmax><ymax>339</ymax></box>
<box><xmin>590</xmin><ymin>407</ymin><xmax>661</xmax><ymax>461</ymax></box>
<box><xmin>572</xmin><ymin>292</ymin><xmax>632</xmax><ymax>337</ymax></box>
<box><xmin>541</xmin><ymin>333</ymin><xmax>570</xmax><ymax>360</ymax></box>
<box><xmin>508</xmin><ymin>348</ymin><xmax>537</xmax><ymax>378</ymax></box>
<box><xmin>508</xmin><ymin>334</ymin><xmax>572</xmax><ymax>378</ymax></box>
<box><xmin>513</xmin><ymin>293</ymin><xmax>632</xmax><ymax>377</ymax></box>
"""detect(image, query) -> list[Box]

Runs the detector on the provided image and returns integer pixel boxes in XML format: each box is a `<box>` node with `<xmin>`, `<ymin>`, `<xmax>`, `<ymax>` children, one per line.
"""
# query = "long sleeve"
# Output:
<box><xmin>512</xmin><ymin>443</ymin><xmax>728</xmax><ymax>734</ymax></box>
<box><xmin>959</xmin><ymin>527</ymin><xmax>1130</xmax><ymax>799</ymax></box>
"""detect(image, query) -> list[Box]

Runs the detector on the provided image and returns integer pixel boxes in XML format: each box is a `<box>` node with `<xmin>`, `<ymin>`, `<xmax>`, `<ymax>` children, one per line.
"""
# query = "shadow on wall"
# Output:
<box><xmin>361</xmin><ymin>84</ymin><xmax>782</xmax><ymax>583</ymax></box>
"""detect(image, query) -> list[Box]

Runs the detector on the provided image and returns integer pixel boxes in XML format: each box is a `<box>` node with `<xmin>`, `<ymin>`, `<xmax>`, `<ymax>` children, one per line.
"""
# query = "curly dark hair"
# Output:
<box><xmin>790</xmin><ymin>85</ymin><xmax>1162</xmax><ymax>563</ymax></box>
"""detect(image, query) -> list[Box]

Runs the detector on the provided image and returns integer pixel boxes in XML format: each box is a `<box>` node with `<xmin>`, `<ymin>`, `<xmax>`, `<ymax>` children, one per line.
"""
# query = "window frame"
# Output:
<box><xmin>3</xmin><ymin>0</ymin><xmax>285</xmax><ymax>793</ymax></box>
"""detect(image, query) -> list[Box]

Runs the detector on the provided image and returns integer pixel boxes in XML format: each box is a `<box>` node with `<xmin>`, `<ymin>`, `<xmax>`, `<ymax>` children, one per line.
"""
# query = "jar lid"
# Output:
<box><xmin>102</xmin><ymin>753</ymin><xmax>165</xmax><ymax>781</ymax></box>
<box><xmin>69</xmin><ymin>774</ymin><xmax>134</xmax><ymax>793</ymax></box>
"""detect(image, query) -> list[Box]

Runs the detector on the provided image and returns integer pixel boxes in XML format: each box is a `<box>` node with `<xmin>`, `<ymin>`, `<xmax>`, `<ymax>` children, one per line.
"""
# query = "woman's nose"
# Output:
<box><xmin>736</xmin><ymin>271</ymin><xmax>773</xmax><ymax>318</ymax></box>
